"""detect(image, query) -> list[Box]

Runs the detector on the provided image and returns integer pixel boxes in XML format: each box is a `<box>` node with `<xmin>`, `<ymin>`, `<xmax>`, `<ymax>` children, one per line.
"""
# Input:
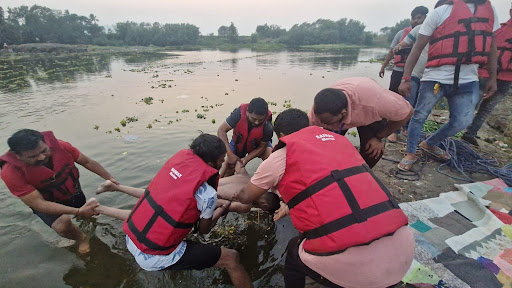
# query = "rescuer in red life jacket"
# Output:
<box><xmin>0</xmin><ymin>129</ymin><xmax>118</xmax><ymax>253</ymax></box>
<box><xmin>398</xmin><ymin>0</ymin><xmax>499</xmax><ymax>171</ymax></box>
<box><xmin>234</xmin><ymin>109</ymin><xmax>415</xmax><ymax>288</ymax></box>
<box><xmin>83</xmin><ymin>134</ymin><xmax>254</xmax><ymax>288</ymax></box>
<box><xmin>94</xmin><ymin>161</ymin><xmax>281</xmax><ymax>215</ymax></box>
<box><xmin>462</xmin><ymin>4</ymin><xmax>512</xmax><ymax>146</ymax></box>
<box><xmin>217</xmin><ymin>97</ymin><xmax>273</xmax><ymax>177</ymax></box>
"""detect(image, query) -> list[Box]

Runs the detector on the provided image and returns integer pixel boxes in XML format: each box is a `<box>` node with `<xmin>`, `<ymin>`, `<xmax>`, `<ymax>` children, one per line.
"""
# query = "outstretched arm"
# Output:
<box><xmin>19</xmin><ymin>190</ymin><xmax>98</xmax><ymax>217</ymax></box>
<box><xmin>76</xmin><ymin>153</ymin><xmax>119</xmax><ymax>185</ymax></box>
<box><xmin>94</xmin><ymin>202</ymin><xmax>132</xmax><ymax>221</ymax></box>
<box><xmin>96</xmin><ymin>180</ymin><xmax>144</xmax><ymax>198</ymax></box>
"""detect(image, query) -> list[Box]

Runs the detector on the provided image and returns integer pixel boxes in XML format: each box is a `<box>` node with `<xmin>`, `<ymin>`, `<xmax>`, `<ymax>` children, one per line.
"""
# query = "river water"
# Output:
<box><xmin>0</xmin><ymin>48</ymin><xmax>388</xmax><ymax>287</ymax></box>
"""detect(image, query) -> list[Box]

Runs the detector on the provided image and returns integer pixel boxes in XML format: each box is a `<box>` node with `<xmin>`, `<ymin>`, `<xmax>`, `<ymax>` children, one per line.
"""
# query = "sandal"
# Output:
<box><xmin>398</xmin><ymin>157</ymin><xmax>417</xmax><ymax>171</ymax></box>
<box><xmin>419</xmin><ymin>143</ymin><xmax>451</xmax><ymax>162</ymax></box>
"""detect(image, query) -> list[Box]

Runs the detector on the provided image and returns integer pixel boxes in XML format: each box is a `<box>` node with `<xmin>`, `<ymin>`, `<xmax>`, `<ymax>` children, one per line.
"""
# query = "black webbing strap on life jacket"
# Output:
<box><xmin>497</xmin><ymin>40</ymin><xmax>512</xmax><ymax>72</ymax></box>
<box><xmin>38</xmin><ymin>164</ymin><xmax>81</xmax><ymax>201</ymax></box>
<box><xmin>428</xmin><ymin>16</ymin><xmax>492</xmax><ymax>91</ymax></box>
<box><xmin>287</xmin><ymin>164</ymin><xmax>400</xmax><ymax>241</ymax></box>
<box><xmin>126</xmin><ymin>189</ymin><xmax>195</xmax><ymax>251</ymax></box>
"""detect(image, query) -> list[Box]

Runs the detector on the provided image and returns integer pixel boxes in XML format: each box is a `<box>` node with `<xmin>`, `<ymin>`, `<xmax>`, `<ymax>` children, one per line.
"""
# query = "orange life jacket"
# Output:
<box><xmin>123</xmin><ymin>149</ymin><xmax>219</xmax><ymax>255</ymax></box>
<box><xmin>426</xmin><ymin>0</ymin><xmax>494</xmax><ymax>68</ymax></box>
<box><xmin>0</xmin><ymin>131</ymin><xmax>81</xmax><ymax>202</ymax></box>
<box><xmin>277</xmin><ymin>126</ymin><xmax>408</xmax><ymax>255</ymax></box>
<box><xmin>479</xmin><ymin>19</ymin><xmax>512</xmax><ymax>81</ymax></box>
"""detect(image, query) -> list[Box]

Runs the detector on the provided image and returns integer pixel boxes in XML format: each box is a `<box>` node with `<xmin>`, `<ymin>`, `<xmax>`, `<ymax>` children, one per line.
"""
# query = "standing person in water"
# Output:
<box><xmin>233</xmin><ymin>109</ymin><xmax>414</xmax><ymax>288</ymax></box>
<box><xmin>308</xmin><ymin>77</ymin><xmax>414</xmax><ymax>168</ymax></box>
<box><xmin>0</xmin><ymin>129</ymin><xmax>117</xmax><ymax>253</ymax></box>
<box><xmin>217</xmin><ymin>97</ymin><xmax>273</xmax><ymax>177</ymax></box>
<box><xmin>89</xmin><ymin>134</ymin><xmax>253</xmax><ymax>288</ymax></box>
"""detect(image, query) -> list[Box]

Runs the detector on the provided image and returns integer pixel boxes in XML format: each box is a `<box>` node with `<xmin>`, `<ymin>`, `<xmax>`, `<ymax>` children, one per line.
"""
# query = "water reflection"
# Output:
<box><xmin>63</xmin><ymin>237</ymin><xmax>138</xmax><ymax>288</ymax></box>
<box><xmin>0</xmin><ymin>48</ymin><xmax>387</xmax><ymax>287</ymax></box>
<box><xmin>0</xmin><ymin>52</ymin><xmax>173</xmax><ymax>92</ymax></box>
<box><xmin>286</xmin><ymin>50</ymin><xmax>360</xmax><ymax>70</ymax></box>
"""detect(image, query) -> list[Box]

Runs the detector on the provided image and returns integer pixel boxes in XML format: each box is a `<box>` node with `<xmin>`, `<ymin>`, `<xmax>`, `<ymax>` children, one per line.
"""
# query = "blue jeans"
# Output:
<box><xmin>403</xmin><ymin>76</ymin><xmax>421</xmax><ymax>131</ymax></box>
<box><xmin>464</xmin><ymin>79</ymin><xmax>512</xmax><ymax>138</ymax></box>
<box><xmin>405</xmin><ymin>81</ymin><xmax>480</xmax><ymax>154</ymax></box>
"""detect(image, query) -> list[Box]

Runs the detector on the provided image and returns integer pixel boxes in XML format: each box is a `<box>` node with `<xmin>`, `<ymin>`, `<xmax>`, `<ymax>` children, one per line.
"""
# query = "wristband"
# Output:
<box><xmin>74</xmin><ymin>207</ymin><xmax>80</xmax><ymax>218</ymax></box>
<box><xmin>401</xmin><ymin>76</ymin><xmax>411</xmax><ymax>82</ymax></box>
<box><xmin>227</xmin><ymin>150</ymin><xmax>232</xmax><ymax>155</ymax></box>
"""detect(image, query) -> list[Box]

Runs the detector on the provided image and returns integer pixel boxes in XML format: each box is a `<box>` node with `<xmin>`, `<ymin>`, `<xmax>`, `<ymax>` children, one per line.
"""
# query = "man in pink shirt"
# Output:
<box><xmin>308</xmin><ymin>77</ymin><xmax>413</xmax><ymax>168</ymax></box>
<box><xmin>234</xmin><ymin>109</ymin><xmax>415</xmax><ymax>288</ymax></box>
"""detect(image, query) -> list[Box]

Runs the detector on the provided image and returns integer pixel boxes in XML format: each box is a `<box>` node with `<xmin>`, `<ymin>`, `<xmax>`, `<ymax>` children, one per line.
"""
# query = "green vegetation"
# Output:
<box><xmin>93</xmin><ymin>125</ymin><xmax>99</xmax><ymax>130</ymax></box>
<box><xmin>0</xmin><ymin>4</ymin><xmax>382</xmax><ymax>49</ymax></box>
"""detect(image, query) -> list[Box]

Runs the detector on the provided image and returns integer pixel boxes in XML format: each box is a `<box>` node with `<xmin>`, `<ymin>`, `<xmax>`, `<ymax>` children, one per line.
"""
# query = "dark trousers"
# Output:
<box><xmin>284</xmin><ymin>236</ymin><xmax>343</xmax><ymax>288</ymax></box>
<box><xmin>389</xmin><ymin>69</ymin><xmax>404</xmax><ymax>93</ymax></box>
<box><xmin>341</xmin><ymin>119</ymin><xmax>387</xmax><ymax>168</ymax></box>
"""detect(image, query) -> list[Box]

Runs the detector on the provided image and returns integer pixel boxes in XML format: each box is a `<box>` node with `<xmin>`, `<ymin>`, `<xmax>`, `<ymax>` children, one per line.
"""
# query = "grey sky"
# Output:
<box><xmin>2</xmin><ymin>0</ymin><xmax>510</xmax><ymax>36</ymax></box>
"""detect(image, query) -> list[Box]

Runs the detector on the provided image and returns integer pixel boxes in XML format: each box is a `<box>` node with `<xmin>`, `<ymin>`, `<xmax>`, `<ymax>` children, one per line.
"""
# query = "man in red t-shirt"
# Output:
<box><xmin>0</xmin><ymin>129</ymin><xmax>118</xmax><ymax>253</ymax></box>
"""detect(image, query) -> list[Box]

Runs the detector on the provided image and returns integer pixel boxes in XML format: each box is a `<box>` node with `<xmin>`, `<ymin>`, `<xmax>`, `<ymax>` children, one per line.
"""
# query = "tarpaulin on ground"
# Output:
<box><xmin>400</xmin><ymin>178</ymin><xmax>512</xmax><ymax>288</ymax></box>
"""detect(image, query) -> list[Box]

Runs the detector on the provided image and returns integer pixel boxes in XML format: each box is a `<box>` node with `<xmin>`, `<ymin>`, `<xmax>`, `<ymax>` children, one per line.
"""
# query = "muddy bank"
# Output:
<box><xmin>374</xmin><ymin>109</ymin><xmax>512</xmax><ymax>204</ymax></box>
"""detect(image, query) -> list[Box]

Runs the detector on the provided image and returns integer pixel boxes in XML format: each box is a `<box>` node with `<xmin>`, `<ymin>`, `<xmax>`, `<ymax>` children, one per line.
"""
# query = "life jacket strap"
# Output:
<box><xmin>126</xmin><ymin>189</ymin><xmax>195</xmax><ymax>251</ymax></box>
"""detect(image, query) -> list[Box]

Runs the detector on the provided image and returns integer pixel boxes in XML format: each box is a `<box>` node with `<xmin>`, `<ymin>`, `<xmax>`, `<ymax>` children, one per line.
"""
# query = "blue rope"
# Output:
<box><xmin>437</xmin><ymin>137</ymin><xmax>512</xmax><ymax>186</ymax></box>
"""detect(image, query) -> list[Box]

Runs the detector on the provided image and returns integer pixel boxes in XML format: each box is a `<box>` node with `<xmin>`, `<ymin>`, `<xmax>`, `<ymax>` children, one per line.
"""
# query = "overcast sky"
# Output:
<box><xmin>2</xmin><ymin>0</ymin><xmax>510</xmax><ymax>35</ymax></box>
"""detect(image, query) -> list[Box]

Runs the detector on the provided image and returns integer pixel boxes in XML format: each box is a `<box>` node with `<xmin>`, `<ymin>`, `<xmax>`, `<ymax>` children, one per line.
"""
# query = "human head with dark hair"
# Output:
<box><xmin>411</xmin><ymin>6</ymin><xmax>429</xmax><ymax>28</ymax></box>
<box><xmin>254</xmin><ymin>192</ymin><xmax>280</xmax><ymax>214</ymax></box>
<box><xmin>273</xmin><ymin>108</ymin><xmax>310</xmax><ymax>138</ymax></box>
<box><xmin>313</xmin><ymin>88</ymin><xmax>348</xmax><ymax>129</ymax></box>
<box><xmin>190</xmin><ymin>134</ymin><xmax>227</xmax><ymax>170</ymax></box>
<box><xmin>7</xmin><ymin>129</ymin><xmax>50</xmax><ymax>166</ymax></box>
<box><xmin>246</xmin><ymin>97</ymin><xmax>269</xmax><ymax>128</ymax></box>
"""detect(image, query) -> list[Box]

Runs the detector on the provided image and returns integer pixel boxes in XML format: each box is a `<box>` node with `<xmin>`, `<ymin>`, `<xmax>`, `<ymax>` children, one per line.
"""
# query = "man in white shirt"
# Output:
<box><xmin>397</xmin><ymin>0</ymin><xmax>499</xmax><ymax>171</ymax></box>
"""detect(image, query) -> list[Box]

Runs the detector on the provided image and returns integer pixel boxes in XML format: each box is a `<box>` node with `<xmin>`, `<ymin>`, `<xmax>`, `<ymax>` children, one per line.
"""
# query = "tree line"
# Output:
<box><xmin>0</xmin><ymin>5</ymin><xmax>401</xmax><ymax>48</ymax></box>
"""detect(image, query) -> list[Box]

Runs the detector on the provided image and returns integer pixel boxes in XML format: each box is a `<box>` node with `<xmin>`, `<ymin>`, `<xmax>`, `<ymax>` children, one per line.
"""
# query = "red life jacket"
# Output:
<box><xmin>426</xmin><ymin>0</ymin><xmax>494</xmax><ymax>69</ymax></box>
<box><xmin>123</xmin><ymin>149</ymin><xmax>219</xmax><ymax>255</ymax></box>
<box><xmin>0</xmin><ymin>131</ymin><xmax>81</xmax><ymax>202</ymax></box>
<box><xmin>393</xmin><ymin>27</ymin><xmax>412</xmax><ymax>67</ymax></box>
<box><xmin>277</xmin><ymin>126</ymin><xmax>408</xmax><ymax>255</ymax></box>
<box><xmin>233</xmin><ymin>103</ymin><xmax>272</xmax><ymax>155</ymax></box>
<box><xmin>479</xmin><ymin>19</ymin><xmax>512</xmax><ymax>81</ymax></box>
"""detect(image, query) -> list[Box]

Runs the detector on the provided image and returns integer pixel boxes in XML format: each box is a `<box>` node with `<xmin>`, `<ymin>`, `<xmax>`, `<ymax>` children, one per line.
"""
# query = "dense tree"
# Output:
<box><xmin>280</xmin><ymin>18</ymin><xmax>367</xmax><ymax>46</ymax></box>
<box><xmin>227</xmin><ymin>22</ymin><xmax>238</xmax><ymax>43</ymax></box>
<box><xmin>218</xmin><ymin>25</ymin><xmax>228</xmax><ymax>37</ymax></box>
<box><xmin>0</xmin><ymin>4</ymin><xmax>376</xmax><ymax>48</ymax></box>
<box><xmin>256</xmin><ymin>24</ymin><xmax>286</xmax><ymax>39</ymax></box>
<box><xmin>384</xmin><ymin>19</ymin><xmax>410</xmax><ymax>43</ymax></box>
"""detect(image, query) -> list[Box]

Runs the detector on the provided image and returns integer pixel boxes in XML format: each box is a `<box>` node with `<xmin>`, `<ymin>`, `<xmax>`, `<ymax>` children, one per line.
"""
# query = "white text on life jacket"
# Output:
<box><xmin>169</xmin><ymin>167</ymin><xmax>182</xmax><ymax>179</ymax></box>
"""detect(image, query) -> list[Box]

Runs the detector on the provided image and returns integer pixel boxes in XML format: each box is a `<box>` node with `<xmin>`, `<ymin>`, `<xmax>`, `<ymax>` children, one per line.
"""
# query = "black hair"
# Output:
<box><xmin>434</xmin><ymin>0</ymin><xmax>448</xmax><ymax>8</ymax></box>
<box><xmin>273</xmin><ymin>108</ymin><xmax>309</xmax><ymax>137</ymax></box>
<box><xmin>7</xmin><ymin>129</ymin><xmax>45</xmax><ymax>155</ymax></box>
<box><xmin>261</xmin><ymin>192</ymin><xmax>280</xmax><ymax>214</ymax></box>
<box><xmin>313</xmin><ymin>88</ymin><xmax>348</xmax><ymax>116</ymax></box>
<box><xmin>411</xmin><ymin>6</ymin><xmax>429</xmax><ymax>17</ymax></box>
<box><xmin>190</xmin><ymin>134</ymin><xmax>226</xmax><ymax>164</ymax></box>
<box><xmin>247</xmin><ymin>97</ymin><xmax>268</xmax><ymax>115</ymax></box>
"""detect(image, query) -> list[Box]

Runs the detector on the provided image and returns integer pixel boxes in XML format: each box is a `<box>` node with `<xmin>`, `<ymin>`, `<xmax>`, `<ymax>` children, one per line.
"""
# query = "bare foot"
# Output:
<box><xmin>387</xmin><ymin>133</ymin><xmax>398</xmax><ymax>143</ymax></box>
<box><xmin>96</xmin><ymin>180</ymin><xmax>119</xmax><ymax>194</ymax></box>
<box><xmin>77</xmin><ymin>236</ymin><xmax>90</xmax><ymax>254</ymax></box>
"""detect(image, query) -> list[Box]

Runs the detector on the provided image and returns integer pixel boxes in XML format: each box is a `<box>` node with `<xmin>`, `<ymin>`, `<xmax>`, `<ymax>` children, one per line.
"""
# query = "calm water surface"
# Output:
<box><xmin>0</xmin><ymin>48</ymin><xmax>388</xmax><ymax>287</ymax></box>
